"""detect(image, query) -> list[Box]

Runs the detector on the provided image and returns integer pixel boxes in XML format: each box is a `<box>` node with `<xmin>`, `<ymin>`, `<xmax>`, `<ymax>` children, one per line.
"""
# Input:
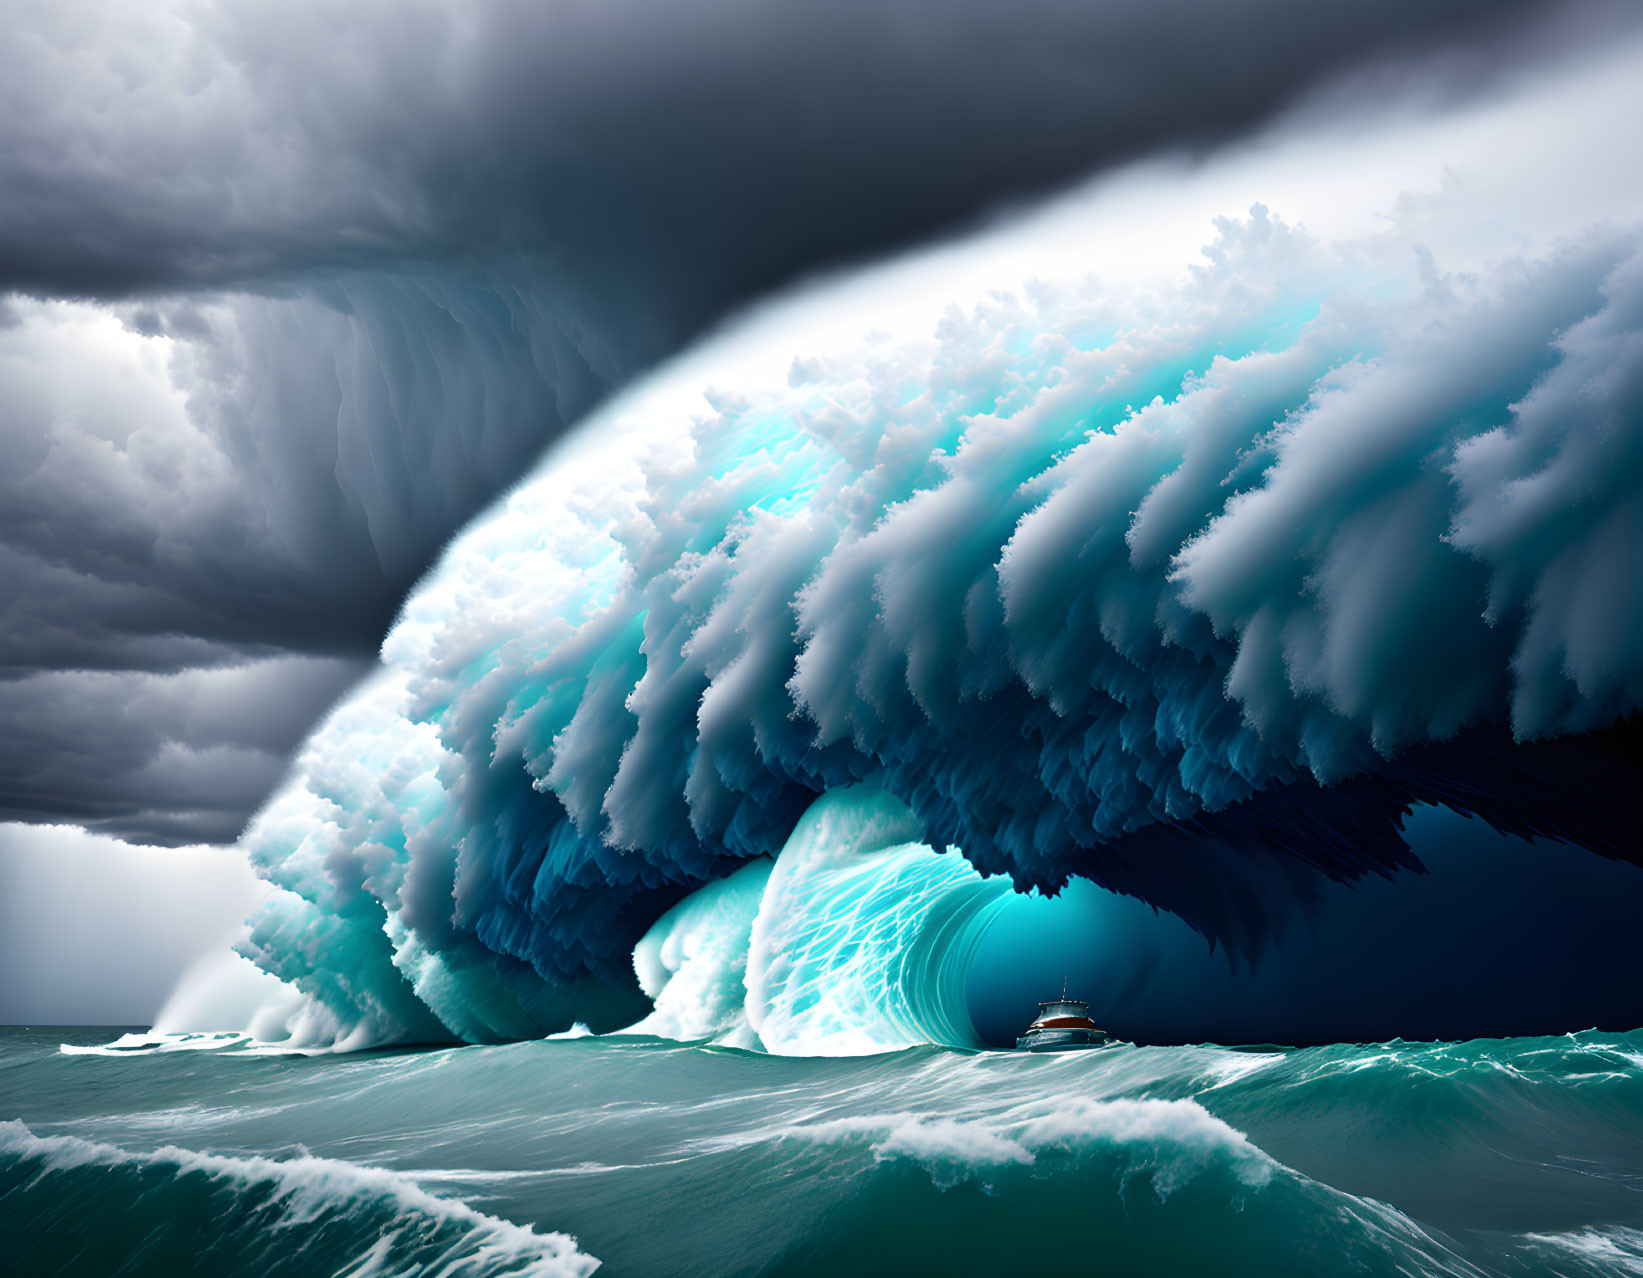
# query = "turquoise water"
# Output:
<box><xmin>6</xmin><ymin>1027</ymin><xmax>1643</xmax><ymax>1276</ymax></box>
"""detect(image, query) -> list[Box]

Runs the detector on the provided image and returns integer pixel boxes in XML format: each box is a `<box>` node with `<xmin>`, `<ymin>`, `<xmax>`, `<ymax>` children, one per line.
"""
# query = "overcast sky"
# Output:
<box><xmin>3</xmin><ymin>0</ymin><xmax>1640</xmax><ymax>1022</ymax></box>
<box><xmin>0</xmin><ymin>823</ymin><xmax>268</xmax><ymax>1024</ymax></box>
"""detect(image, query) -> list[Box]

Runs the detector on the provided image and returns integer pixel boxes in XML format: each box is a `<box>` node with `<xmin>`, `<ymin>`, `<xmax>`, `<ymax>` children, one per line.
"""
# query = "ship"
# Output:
<box><xmin>1014</xmin><ymin>979</ymin><xmax>1113</xmax><ymax>1051</ymax></box>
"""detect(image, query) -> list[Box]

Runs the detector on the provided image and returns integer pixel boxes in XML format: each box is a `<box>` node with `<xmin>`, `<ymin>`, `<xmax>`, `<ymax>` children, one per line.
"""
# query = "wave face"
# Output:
<box><xmin>11</xmin><ymin>1026</ymin><xmax>1643</xmax><ymax>1277</ymax></box>
<box><xmin>226</xmin><ymin>164</ymin><xmax>1643</xmax><ymax>1047</ymax></box>
<box><xmin>0</xmin><ymin>1119</ymin><xmax>595</xmax><ymax>1278</ymax></box>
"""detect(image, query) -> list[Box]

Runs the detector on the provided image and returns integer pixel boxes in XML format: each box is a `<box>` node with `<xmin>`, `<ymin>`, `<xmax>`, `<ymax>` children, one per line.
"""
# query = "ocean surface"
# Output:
<box><xmin>5</xmin><ymin>1027</ymin><xmax>1643</xmax><ymax>1276</ymax></box>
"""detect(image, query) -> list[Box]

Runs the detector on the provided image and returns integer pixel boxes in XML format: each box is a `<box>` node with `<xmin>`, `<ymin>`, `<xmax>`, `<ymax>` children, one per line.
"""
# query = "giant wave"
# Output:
<box><xmin>211</xmin><ymin>114</ymin><xmax>1643</xmax><ymax>1050</ymax></box>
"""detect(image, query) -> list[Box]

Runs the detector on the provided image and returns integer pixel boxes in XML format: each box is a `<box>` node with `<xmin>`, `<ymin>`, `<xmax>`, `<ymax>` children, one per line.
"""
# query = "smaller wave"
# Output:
<box><xmin>700</xmin><ymin>1094</ymin><xmax>1273</xmax><ymax>1195</ymax></box>
<box><xmin>0</xmin><ymin>1120</ymin><xmax>597</xmax><ymax>1278</ymax></box>
<box><xmin>673</xmin><ymin>1089</ymin><xmax>1489</xmax><ymax>1277</ymax></box>
<box><xmin>1193</xmin><ymin>1049</ymin><xmax>1289</xmax><ymax>1089</ymax></box>
<box><xmin>1165</xmin><ymin>1031</ymin><xmax>1643</xmax><ymax>1248</ymax></box>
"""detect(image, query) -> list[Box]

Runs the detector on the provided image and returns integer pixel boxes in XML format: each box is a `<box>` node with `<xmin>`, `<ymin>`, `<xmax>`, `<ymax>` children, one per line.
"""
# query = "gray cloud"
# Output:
<box><xmin>0</xmin><ymin>658</ymin><xmax>370</xmax><ymax>844</ymax></box>
<box><xmin>0</xmin><ymin>0</ymin><xmax>1608</xmax><ymax>303</ymax></box>
<box><xmin>0</xmin><ymin>267</ymin><xmax>656</xmax><ymax>842</ymax></box>
<box><xmin>0</xmin><ymin>275</ymin><xmax>636</xmax><ymax>672</ymax></box>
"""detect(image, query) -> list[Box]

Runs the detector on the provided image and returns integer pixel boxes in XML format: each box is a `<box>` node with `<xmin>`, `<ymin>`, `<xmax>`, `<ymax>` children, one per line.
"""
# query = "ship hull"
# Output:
<box><xmin>1014</xmin><ymin>1028</ymin><xmax>1111</xmax><ymax>1052</ymax></box>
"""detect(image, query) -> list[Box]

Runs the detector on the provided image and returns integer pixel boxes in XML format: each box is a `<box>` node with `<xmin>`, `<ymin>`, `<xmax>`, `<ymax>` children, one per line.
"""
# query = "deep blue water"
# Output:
<box><xmin>7</xmin><ymin>1026</ymin><xmax>1643</xmax><ymax>1276</ymax></box>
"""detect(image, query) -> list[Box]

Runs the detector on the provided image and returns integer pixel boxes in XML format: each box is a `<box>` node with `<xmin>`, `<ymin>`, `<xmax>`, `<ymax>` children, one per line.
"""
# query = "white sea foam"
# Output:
<box><xmin>61</xmin><ymin>1031</ymin><xmax>251</xmax><ymax>1056</ymax></box>
<box><xmin>690</xmin><ymin>1094</ymin><xmax>1275</xmax><ymax>1199</ymax></box>
<box><xmin>1523</xmin><ymin>1228</ymin><xmax>1643</xmax><ymax>1276</ymax></box>
<box><xmin>625</xmin><ymin>859</ymin><xmax>773</xmax><ymax>1045</ymax></box>
<box><xmin>1195</xmin><ymin>1049</ymin><xmax>1287</xmax><ymax>1089</ymax></box>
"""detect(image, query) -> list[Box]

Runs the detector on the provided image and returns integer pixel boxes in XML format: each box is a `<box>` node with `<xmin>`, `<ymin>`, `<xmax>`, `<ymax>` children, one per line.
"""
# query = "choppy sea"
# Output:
<box><xmin>6</xmin><ymin>1026</ymin><xmax>1643</xmax><ymax>1276</ymax></box>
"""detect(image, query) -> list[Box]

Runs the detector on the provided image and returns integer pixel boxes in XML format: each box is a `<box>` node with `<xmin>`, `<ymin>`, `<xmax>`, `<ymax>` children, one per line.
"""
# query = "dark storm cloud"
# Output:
<box><xmin>0</xmin><ymin>0</ymin><xmax>1608</xmax><ymax>304</ymax></box>
<box><xmin>0</xmin><ymin>658</ymin><xmax>371</xmax><ymax>845</ymax></box>
<box><xmin>0</xmin><ymin>271</ymin><xmax>627</xmax><ymax>841</ymax></box>
<box><xmin>1</xmin><ymin>0</ymin><xmax>1632</xmax><ymax>847</ymax></box>
<box><xmin>0</xmin><ymin>274</ymin><xmax>630</xmax><ymax>671</ymax></box>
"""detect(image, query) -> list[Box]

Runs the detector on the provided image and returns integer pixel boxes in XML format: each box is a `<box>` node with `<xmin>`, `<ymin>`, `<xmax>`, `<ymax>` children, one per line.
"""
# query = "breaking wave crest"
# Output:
<box><xmin>628</xmin><ymin>787</ymin><xmax>1010</xmax><ymax>1054</ymax></box>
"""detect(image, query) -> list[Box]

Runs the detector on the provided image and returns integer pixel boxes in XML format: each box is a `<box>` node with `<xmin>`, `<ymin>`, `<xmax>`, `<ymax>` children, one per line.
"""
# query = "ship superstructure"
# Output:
<box><xmin>1014</xmin><ymin>979</ymin><xmax>1112</xmax><ymax>1051</ymax></box>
